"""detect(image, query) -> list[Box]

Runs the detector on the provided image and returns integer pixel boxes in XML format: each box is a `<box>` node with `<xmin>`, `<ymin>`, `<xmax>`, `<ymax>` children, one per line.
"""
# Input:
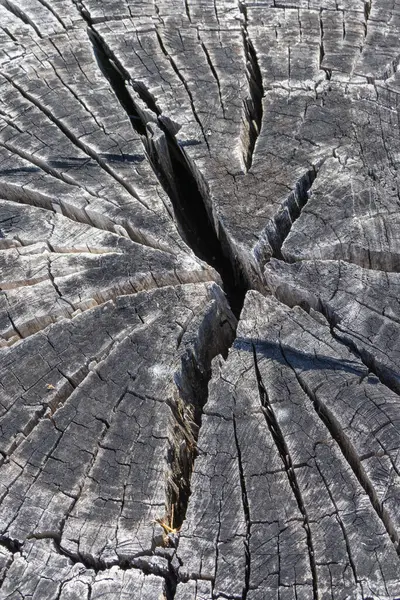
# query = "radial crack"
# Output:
<box><xmin>279</xmin><ymin>340</ymin><xmax>400</xmax><ymax>553</ymax></box>
<box><xmin>252</xmin><ymin>346</ymin><xmax>319</xmax><ymax>600</ymax></box>
<box><xmin>232</xmin><ymin>415</ymin><xmax>251</xmax><ymax>599</ymax></box>
<box><xmin>85</xmin><ymin>23</ymin><xmax>247</xmax><ymax>317</ymax></box>
<box><xmin>0</xmin><ymin>0</ymin><xmax>42</xmax><ymax>37</ymax></box>
<box><xmin>238</xmin><ymin>1</ymin><xmax>264</xmax><ymax>172</ymax></box>
<box><xmin>272</xmin><ymin>161</ymin><xmax>325</xmax><ymax>259</ymax></box>
<box><xmin>0</xmin><ymin>72</ymin><xmax>150</xmax><ymax>211</ymax></box>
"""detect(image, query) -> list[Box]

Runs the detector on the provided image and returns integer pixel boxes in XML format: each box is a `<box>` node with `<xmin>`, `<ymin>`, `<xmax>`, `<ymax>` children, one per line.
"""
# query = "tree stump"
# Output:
<box><xmin>0</xmin><ymin>1</ymin><xmax>400</xmax><ymax>598</ymax></box>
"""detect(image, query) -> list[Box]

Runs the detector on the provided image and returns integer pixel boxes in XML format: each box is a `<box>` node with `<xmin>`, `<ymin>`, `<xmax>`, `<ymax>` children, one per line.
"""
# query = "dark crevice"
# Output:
<box><xmin>168</xmin><ymin>306</ymin><xmax>236</xmax><ymax>532</ymax></box>
<box><xmin>184</xmin><ymin>0</ymin><xmax>192</xmax><ymax>23</ymax></box>
<box><xmin>238</xmin><ymin>2</ymin><xmax>264</xmax><ymax>172</ymax></box>
<box><xmin>164</xmin><ymin>561</ymin><xmax>178</xmax><ymax>600</ymax></box>
<box><xmin>232</xmin><ymin>415</ymin><xmax>251</xmax><ymax>599</ymax></box>
<box><xmin>318</xmin><ymin>10</ymin><xmax>331</xmax><ymax>80</ymax></box>
<box><xmin>364</xmin><ymin>1</ymin><xmax>371</xmax><ymax>37</ymax></box>
<box><xmin>0</xmin><ymin>536</ymin><xmax>23</xmax><ymax>554</ymax></box>
<box><xmin>319</xmin><ymin>9</ymin><xmax>325</xmax><ymax>69</ymax></box>
<box><xmin>87</xmin><ymin>27</ymin><xmax>247</xmax><ymax>318</ymax></box>
<box><xmin>279</xmin><ymin>341</ymin><xmax>400</xmax><ymax>554</ymax></box>
<box><xmin>270</xmin><ymin>162</ymin><xmax>324</xmax><ymax>259</ymax></box>
<box><xmin>252</xmin><ymin>347</ymin><xmax>319</xmax><ymax>600</ymax></box>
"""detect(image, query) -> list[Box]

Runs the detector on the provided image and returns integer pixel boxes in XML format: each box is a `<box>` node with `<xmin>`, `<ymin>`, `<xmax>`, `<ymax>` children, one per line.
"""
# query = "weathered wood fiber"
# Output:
<box><xmin>177</xmin><ymin>292</ymin><xmax>400</xmax><ymax>599</ymax></box>
<box><xmin>1</xmin><ymin>0</ymin><xmax>400</xmax><ymax>598</ymax></box>
<box><xmin>0</xmin><ymin>539</ymin><xmax>166</xmax><ymax>599</ymax></box>
<box><xmin>265</xmin><ymin>258</ymin><xmax>400</xmax><ymax>394</ymax></box>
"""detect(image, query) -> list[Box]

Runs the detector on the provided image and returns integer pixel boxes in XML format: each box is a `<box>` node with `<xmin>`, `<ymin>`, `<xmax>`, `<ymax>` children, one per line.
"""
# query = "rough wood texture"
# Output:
<box><xmin>177</xmin><ymin>292</ymin><xmax>400</xmax><ymax>599</ymax></box>
<box><xmin>1</xmin><ymin>0</ymin><xmax>400</xmax><ymax>598</ymax></box>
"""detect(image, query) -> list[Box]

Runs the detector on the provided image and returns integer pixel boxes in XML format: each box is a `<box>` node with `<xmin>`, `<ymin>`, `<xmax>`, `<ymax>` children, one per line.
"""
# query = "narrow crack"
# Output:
<box><xmin>36</xmin><ymin>0</ymin><xmax>67</xmax><ymax>30</ymax></box>
<box><xmin>0</xmin><ymin>326</ymin><xmax>130</xmax><ymax>464</ymax></box>
<box><xmin>19</xmin><ymin>534</ymin><xmax>176</xmax><ymax>587</ymax></box>
<box><xmin>167</xmin><ymin>307</ymin><xmax>236</xmax><ymax>533</ymax></box>
<box><xmin>232</xmin><ymin>414</ymin><xmax>251</xmax><ymax>599</ymax></box>
<box><xmin>3</xmin><ymin>3</ymin><xmax>398</xmax><ymax>599</ymax></box>
<box><xmin>0</xmin><ymin>72</ymin><xmax>149</xmax><ymax>211</ymax></box>
<box><xmin>238</xmin><ymin>1</ymin><xmax>264</xmax><ymax>172</ymax></box>
<box><xmin>334</xmin><ymin>324</ymin><xmax>400</xmax><ymax>397</ymax></box>
<box><xmin>0</xmin><ymin>0</ymin><xmax>42</xmax><ymax>38</ymax></box>
<box><xmin>198</xmin><ymin>38</ymin><xmax>226</xmax><ymax>118</ymax></box>
<box><xmin>279</xmin><ymin>340</ymin><xmax>400</xmax><ymax>554</ymax></box>
<box><xmin>184</xmin><ymin>0</ymin><xmax>192</xmax><ymax>24</ymax></box>
<box><xmin>154</xmin><ymin>28</ymin><xmax>211</xmax><ymax>152</ymax></box>
<box><xmin>313</xmin><ymin>461</ymin><xmax>359</xmax><ymax>587</ymax></box>
<box><xmin>271</xmin><ymin>161</ymin><xmax>324</xmax><ymax>259</ymax></box>
<box><xmin>252</xmin><ymin>346</ymin><xmax>319</xmax><ymax>600</ymax></box>
<box><xmin>318</xmin><ymin>10</ymin><xmax>331</xmax><ymax>80</ymax></box>
<box><xmin>364</xmin><ymin>1</ymin><xmax>371</xmax><ymax>38</ymax></box>
<box><xmin>282</xmin><ymin>287</ymin><xmax>400</xmax><ymax>399</ymax></box>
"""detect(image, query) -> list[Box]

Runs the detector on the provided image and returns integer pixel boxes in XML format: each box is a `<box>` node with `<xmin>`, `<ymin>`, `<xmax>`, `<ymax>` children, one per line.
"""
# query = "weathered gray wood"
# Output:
<box><xmin>0</xmin><ymin>539</ymin><xmax>166</xmax><ymax>600</ymax></box>
<box><xmin>175</xmin><ymin>580</ymin><xmax>213</xmax><ymax>599</ymax></box>
<box><xmin>0</xmin><ymin>284</ymin><xmax>235</xmax><ymax>565</ymax></box>
<box><xmin>177</xmin><ymin>292</ymin><xmax>400</xmax><ymax>598</ymax></box>
<box><xmin>1</xmin><ymin>0</ymin><xmax>400</xmax><ymax>597</ymax></box>
<box><xmin>265</xmin><ymin>258</ymin><xmax>400</xmax><ymax>394</ymax></box>
<box><xmin>0</xmin><ymin>200</ymin><xmax>216</xmax><ymax>342</ymax></box>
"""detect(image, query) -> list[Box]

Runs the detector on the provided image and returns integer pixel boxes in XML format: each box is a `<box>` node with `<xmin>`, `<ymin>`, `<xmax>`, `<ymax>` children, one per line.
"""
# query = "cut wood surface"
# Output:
<box><xmin>0</xmin><ymin>1</ymin><xmax>400</xmax><ymax>599</ymax></box>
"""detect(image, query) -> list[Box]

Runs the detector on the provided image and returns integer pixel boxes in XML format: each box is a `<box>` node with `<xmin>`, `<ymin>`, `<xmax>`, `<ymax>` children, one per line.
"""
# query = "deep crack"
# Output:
<box><xmin>87</xmin><ymin>23</ymin><xmax>247</xmax><ymax>318</ymax></box>
<box><xmin>238</xmin><ymin>1</ymin><xmax>264</xmax><ymax>172</ymax></box>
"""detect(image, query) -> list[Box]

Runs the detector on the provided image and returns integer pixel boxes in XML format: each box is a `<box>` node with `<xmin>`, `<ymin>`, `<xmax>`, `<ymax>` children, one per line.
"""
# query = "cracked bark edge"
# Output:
<box><xmin>252</xmin><ymin>346</ymin><xmax>319</xmax><ymax>600</ymax></box>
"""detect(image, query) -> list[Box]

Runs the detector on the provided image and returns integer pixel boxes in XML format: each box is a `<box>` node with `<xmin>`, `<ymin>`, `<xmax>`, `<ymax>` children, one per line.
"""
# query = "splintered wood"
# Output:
<box><xmin>1</xmin><ymin>1</ymin><xmax>400</xmax><ymax>599</ymax></box>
